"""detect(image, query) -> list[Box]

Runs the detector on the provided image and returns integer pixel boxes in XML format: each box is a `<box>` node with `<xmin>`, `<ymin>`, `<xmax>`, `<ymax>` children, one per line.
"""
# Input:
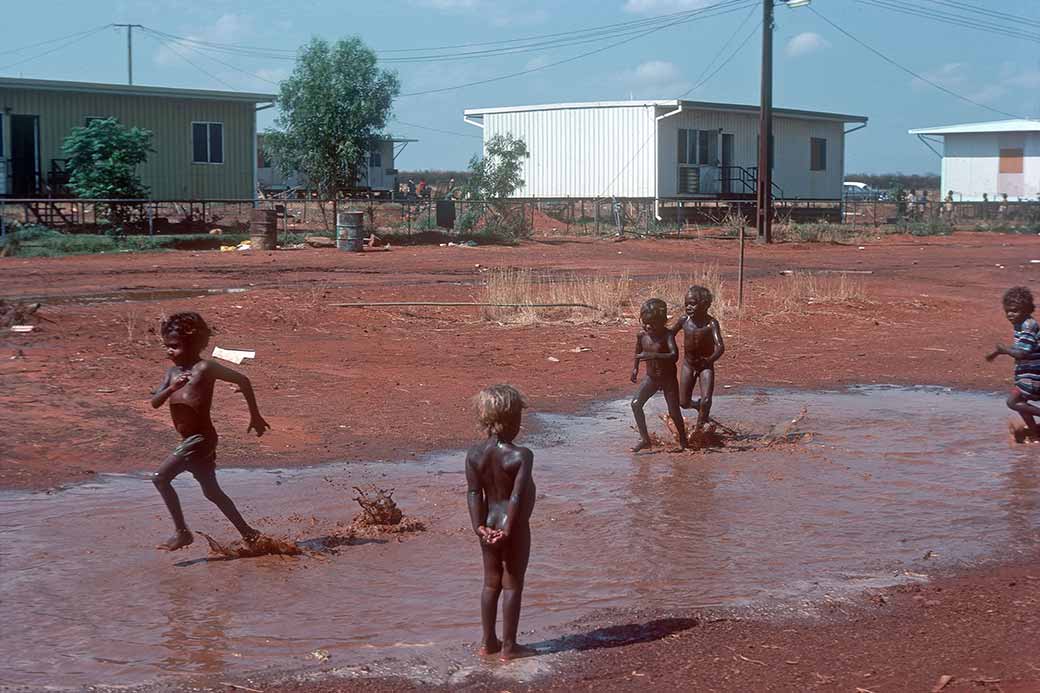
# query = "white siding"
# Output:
<box><xmin>483</xmin><ymin>104</ymin><xmax>657</xmax><ymax>198</ymax></box>
<box><xmin>658</xmin><ymin>109</ymin><xmax>845</xmax><ymax>199</ymax></box>
<box><xmin>941</xmin><ymin>132</ymin><xmax>1040</xmax><ymax>201</ymax></box>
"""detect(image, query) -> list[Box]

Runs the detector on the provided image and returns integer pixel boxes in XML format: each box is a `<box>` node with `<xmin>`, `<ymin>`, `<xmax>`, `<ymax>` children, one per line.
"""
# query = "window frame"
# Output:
<box><xmin>369</xmin><ymin>150</ymin><xmax>382</xmax><ymax>169</ymax></box>
<box><xmin>191</xmin><ymin>121</ymin><xmax>225</xmax><ymax>165</ymax></box>
<box><xmin>810</xmin><ymin>137</ymin><xmax>827</xmax><ymax>172</ymax></box>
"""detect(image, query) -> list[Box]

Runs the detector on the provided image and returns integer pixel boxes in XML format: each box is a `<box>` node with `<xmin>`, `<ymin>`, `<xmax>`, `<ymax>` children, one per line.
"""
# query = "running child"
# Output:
<box><xmin>465</xmin><ymin>384</ymin><xmax>537</xmax><ymax>661</ymax></box>
<box><xmin>986</xmin><ymin>287</ymin><xmax>1040</xmax><ymax>442</ymax></box>
<box><xmin>671</xmin><ymin>285</ymin><xmax>726</xmax><ymax>429</ymax></box>
<box><xmin>151</xmin><ymin>312</ymin><xmax>270</xmax><ymax>550</ymax></box>
<box><xmin>630</xmin><ymin>298</ymin><xmax>687</xmax><ymax>452</ymax></box>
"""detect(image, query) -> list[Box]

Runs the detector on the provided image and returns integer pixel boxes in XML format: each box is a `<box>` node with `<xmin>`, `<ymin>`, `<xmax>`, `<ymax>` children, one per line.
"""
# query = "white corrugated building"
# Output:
<box><xmin>463</xmin><ymin>100</ymin><xmax>867</xmax><ymax>204</ymax></box>
<box><xmin>908</xmin><ymin>119</ymin><xmax>1040</xmax><ymax>202</ymax></box>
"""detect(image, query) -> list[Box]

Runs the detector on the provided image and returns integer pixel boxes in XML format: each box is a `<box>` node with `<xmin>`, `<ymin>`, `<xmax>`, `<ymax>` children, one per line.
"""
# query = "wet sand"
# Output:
<box><xmin>3</xmin><ymin>388</ymin><xmax>1038</xmax><ymax>690</ymax></box>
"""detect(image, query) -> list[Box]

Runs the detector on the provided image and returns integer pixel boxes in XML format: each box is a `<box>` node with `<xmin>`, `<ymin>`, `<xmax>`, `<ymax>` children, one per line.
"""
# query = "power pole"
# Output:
<box><xmin>113</xmin><ymin>24</ymin><xmax>142</xmax><ymax>85</ymax></box>
<box><xmin>755</xmin><ymin>0</ymin><xmax>774</xmax><ymax>243</ymax></box>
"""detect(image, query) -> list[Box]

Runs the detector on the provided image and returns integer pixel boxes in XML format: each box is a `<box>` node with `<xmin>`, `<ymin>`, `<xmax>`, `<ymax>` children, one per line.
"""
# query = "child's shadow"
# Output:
<box><xmin>527</xmin><ymin>617</ymin><xmax>699</xmax><ymax>656</ymax></box>
<box><xmin>173</xmin><ymin>533</ymin><xmax>387</xmax><ymax>567</ymax></box>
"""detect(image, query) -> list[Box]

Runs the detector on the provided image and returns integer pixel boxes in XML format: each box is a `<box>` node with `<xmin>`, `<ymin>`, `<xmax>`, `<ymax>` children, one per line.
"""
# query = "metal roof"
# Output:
<box><xmin>909</xmin><ymin>119</ymin><xmax>1040</xmax><ymax>135</ymax></box>
<box><xmin>464</xmin><ymin>99</ymin><xmax>867</xmax><ymax>123</ymax></box>
<box><xmin>0</xmin><ymin>76</ymin><xmax>275</xmax><ymax>103</ymax></box>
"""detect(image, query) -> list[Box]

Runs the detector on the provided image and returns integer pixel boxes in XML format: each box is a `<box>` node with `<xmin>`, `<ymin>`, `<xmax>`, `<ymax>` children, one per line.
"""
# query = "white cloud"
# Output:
<box><xmin>784</xmin><ymin>32</ymin><xmax>830</xmax><ymax>58</ymax></box>
<box><xmin>153</xmin><ymin>13</ymin><xmax>252</xmax><ymax>67</ymax></box>
<box><xmin>615</xmin><ymin>60</ymin><xmax>689</xmax><ymax>97</ymax></box>
<box><xmin>623</xmin><ymin>0</ymin><xmax>711</xmax><ymax>13</ymax></box>
<box><xmin>620</xmin><ymin>60</ymin><xmax>682</xmax><ymax>86</ymax></box>
<box><xmin>912</xmin><ymin>62</ymin><xmax>967</xmax><ymax>91</ymax></box>
<box><xmin>412</xmin><ymin>0</ymin><xmax>481</xmax><ymax>9</ymax></box>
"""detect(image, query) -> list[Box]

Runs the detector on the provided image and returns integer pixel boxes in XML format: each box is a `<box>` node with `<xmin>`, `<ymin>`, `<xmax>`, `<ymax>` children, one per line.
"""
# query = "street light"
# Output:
<box><xmin>757</xmin><ymin>0</ymin><xmax>810</xmax><ymax>243</ymax></box>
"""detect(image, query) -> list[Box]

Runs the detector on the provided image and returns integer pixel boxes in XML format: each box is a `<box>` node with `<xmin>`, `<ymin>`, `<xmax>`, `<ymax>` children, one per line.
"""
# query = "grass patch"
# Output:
<box><xmin>770</xmin><ymin>272</ymin><xmax>869</xmax><ymax>313</ymax></box>
<box><xmin>0</xmin><ymin>225</ymin><xmax>253</xmax><ymax>257</ymax></box>
<box><xmin>777</xmin><ymin>221</ymin><xmax>866</xmax><ymax>244</ymax></box>
<box><xmin>480</xmin><ymin>268</ymin><xmax>629</xmax><ymax>324</ymax></box>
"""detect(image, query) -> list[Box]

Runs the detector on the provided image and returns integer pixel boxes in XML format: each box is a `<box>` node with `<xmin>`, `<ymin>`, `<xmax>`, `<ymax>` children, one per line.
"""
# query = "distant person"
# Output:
<box><xmin>630</xmin><ymin>298</ymin><xmax>686</xmax><ymax>452</ymax></box>
<box><xmin>999</xmin><ymin>193</ymin><xmax>1009</xmax><ymax>220</ymax></box>
<box><xmin>670</xmin><ymin>285</ymin><xmax>725</xmax><ymax>430</ymax></box>
<box><xmin>417</xmin><ymin>178</ymin><xmax>428</xmax><ymax>198</ymax></box>
<box><xmin>407</xmin><ymin>178</ymin><xmax>416</xmax><ymax>198</ymax></box>
<box><xmin>465</xmin><ymin>384</ymin><xmax>537</xmax><ymax>661</ymax></box>
<box><xmin>943</xmin><ymin>190</ymin><xmax>955</xmax><ymax>220</ymax></box>
<box><xmin>986</xmin><ymin>287</ymin><xmax>1040</xmax><ymax>443</ymax></box>
<box><xmin>150</xmin><ymin>312</ymin><xmax>270</xmax><ymax>550</ymax></box>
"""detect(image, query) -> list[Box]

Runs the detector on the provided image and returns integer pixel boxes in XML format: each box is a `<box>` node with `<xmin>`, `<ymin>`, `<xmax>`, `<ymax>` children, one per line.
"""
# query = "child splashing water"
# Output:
<box><xmin>671</xmin><ymin>285</ymin><xmax>726</xmax><ymax>430</ymax></box>
<box><xmin>465</xmin><ymin>385</ymin><xmax>537</xmax><ymax>661</ymax></box>
<box><xmin>987</xmin><ymin>287</ymin><xmax>1040</xmax><ymax>443</ymax></box>
<box><xmin>630</xmin><ymin>298</ymin><xmax>687</xmax><ymax>452</ymax></box>
<box><xmin>151</xmin><ymin>312</ymin><xmax>270</xmax><ymax>550</ymax></box>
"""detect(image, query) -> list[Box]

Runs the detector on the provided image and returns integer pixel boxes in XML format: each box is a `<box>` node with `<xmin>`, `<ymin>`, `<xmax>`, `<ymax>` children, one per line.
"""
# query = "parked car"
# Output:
<box><xmin>842</xmin><ymin>181</ymin><xmax>887</xmax><ymax>201</ymax></box>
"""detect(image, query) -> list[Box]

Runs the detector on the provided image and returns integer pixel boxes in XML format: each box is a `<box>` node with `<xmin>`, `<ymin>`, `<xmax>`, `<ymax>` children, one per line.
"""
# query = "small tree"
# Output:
<box><xmin>63</xmin><ymin>118</ymin><xmax>153</xmax><ymax>199</ymax></box>
<box><xmin>465</xmin><ymin>134</ymin><xmax>529</xmax><ymax>238</ymax></box>
<box><xmin>465</xmin><ymin>134</ymin><xmax>528</xmax><ymax>200</ymax></box>
<box><xmin>265</xmin><ymin>37</ymin><xmax>399</xmax><ymax>226</ymax></box>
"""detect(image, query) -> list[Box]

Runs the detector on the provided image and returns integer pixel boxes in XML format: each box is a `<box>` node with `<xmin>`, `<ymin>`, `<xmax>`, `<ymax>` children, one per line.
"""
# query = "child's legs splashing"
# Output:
<box><xmin>630</xmin><ymin>378</ymin><xmax>659</xmax><ymax>451</ymax></box>
<box><xmin>152</xmin><ymin>455</ymin><xmax>193</xmax><ymax>550</ymax></box>
<box><xmin>191</xmin><ymin>465</ymin><xmax>258</xmax><ymax>540</ymax></box>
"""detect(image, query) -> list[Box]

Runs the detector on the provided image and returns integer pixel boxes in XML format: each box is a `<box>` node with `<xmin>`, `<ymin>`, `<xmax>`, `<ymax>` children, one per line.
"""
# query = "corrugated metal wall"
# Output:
<box><xmin>484</xmin><ymin>104</ymin><xmax>657</xmax><ymax>198</ymax></box>
<box><xmin>0</xmin><ymin>87</ymin><xmax>255</xmax><ymax>198</ymax></box>
<box><xmin>658</xmin><ymin>107</ymin><xmax>846</xmax><ymax>199</ymax></box>
<box><xmin>942</xmin><ymin>132</ymin><xmax>1039</xmax><ymax>201</ymax></box>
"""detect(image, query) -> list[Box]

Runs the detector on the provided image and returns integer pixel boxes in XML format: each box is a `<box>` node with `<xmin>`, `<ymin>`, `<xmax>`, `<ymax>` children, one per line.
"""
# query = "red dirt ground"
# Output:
<box><xmin>3</xmin><ymin>231</ymin><xmax>1039</xmax><ymax>691</ymax></box>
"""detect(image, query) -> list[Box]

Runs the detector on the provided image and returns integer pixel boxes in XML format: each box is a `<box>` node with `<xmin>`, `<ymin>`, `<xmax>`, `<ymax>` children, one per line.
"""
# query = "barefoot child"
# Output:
<box><xmin>986</xmin><ymin>287</ymin><xmax>1040</xmax><ymax>442</ymax></box>
<box><xmin>671</xmin><ymin>285</ymin><xmax>725</xmax><ymax>429</ymax></box>
<box><xmin>465</xmin><ymin>385</ymin><xmax>536</xmax><ymax>661</ymax></box>
<box><xmin>630</xmin><ymin>298</ymin><xmax>686</xmax><ymax>452</ymax></box>
<box><xmin>150</xmin><ymin>312</ymin><xmax>270</xmax><ymax>550</ymax></box>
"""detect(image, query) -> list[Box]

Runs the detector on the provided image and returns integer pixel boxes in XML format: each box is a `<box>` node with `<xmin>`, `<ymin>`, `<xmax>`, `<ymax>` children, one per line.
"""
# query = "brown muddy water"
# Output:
<box><xmin>2</xmin><ymin>387</ymin><xmax>1038</xmax><ymax>690</ymax></box>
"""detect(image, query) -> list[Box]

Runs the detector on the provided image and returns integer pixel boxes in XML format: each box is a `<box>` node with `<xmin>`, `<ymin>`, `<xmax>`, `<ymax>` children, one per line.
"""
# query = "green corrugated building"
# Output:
<box><xmin>0</xmin><ymin>77</ymin><xmax>275</xmax><ymax>199</ymax></box>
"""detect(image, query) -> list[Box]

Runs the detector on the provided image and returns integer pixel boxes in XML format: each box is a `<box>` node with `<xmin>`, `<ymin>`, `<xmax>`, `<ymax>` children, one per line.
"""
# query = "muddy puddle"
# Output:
<box><xmin>2</xmin><ymin>387</ymin><xmax>1038</xmax><ymax>689</ymax></box>
<box><xmin>8</xmin><ymin>287</ymin><xmax>249</xmax><ymax>306</ymax></box>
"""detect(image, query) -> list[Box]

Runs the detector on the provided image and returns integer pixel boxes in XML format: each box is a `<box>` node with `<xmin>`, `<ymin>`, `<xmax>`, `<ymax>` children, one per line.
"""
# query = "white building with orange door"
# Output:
<box><xmin>909</xmin><ymin>119</ymin><xmax>1040</xmax><ymax>202</ymax></box>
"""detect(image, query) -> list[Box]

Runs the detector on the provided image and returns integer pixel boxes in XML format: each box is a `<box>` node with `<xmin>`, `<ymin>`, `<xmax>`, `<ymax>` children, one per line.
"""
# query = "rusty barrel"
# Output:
<box><xmin>249</xmin><ymin>208</ymin><xmax>278</xmax><ymax>250</ymax></box>
<box><xmin>336</xmin><ymin>210</ymin><xmax>364</xmax><ymax>252</ymax></box>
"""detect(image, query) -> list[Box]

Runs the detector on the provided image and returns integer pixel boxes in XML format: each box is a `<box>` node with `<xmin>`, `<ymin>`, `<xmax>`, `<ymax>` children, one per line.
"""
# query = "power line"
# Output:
<box><xmin>854</xmin><ymin>0</ymin><xmax>1040</xmax><ymax>44</ymax></box>
<box><xmin>0</xmin><ymin>26</ymin><xmax>111</xmax><ymax>72</ymax></box>
<box><xmin>390</xmin><ymin>117</ymin><xmax>482</xmax><ymax>139</ymax></box>
<box><xmin>141</xmin><ymin>27</ymin><xmax>280</xmax><ymax>85</ymax></box>
<box><xmin>399</xmin><ymin>0</ymin><xmax>756</xmax><ymax>97</ymax></box>
<box><xmin>0</xmin><ymin>25</ymin><xmax>112</xmax><ymax>57</ymax></box>
<box><xmin>142</xmin><ymin>31</ymin><xmax>240</xmax><ymax>90</ymax></box>
<box><xmin>919</xmin><ymin>0</ymin><xmax>1040</xmax><ymax>28</ymax></box>
<box><xmin>809</xmin><ymin>6</ymin><xmax>1026</xmax><ymax>120</ymax></box>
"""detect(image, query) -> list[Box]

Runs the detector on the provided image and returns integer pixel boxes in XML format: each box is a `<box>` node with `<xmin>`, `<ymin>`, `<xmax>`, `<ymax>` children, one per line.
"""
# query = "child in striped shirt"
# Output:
<box><xmin>986</xmin><ymin>286</ymin><xmax>1040</xmax><ymax>442</ymax></box>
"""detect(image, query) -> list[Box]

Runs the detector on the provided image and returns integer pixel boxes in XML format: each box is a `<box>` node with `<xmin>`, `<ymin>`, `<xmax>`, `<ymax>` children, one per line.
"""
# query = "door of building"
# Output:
<box><xmin>721</xmin><ymin>133</ymin><xmax>734</xmax><ymax>194</ymax></box>
<box><xmin>10</xmin><ymin>115</ymin><xmax>41</xmax><ymax>197</ymax></box>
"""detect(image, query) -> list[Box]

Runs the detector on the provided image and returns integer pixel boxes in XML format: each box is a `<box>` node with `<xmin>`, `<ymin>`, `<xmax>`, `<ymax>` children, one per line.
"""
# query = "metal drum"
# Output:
<box><xmin>336</xmin><ymin>210</ymin><xmax>365</xmax><ymax>252</ymax></box>
<box><xmin>249</xmin><ymin>208</ymin><xmax>278</xmax><ymax>250</ymax></box>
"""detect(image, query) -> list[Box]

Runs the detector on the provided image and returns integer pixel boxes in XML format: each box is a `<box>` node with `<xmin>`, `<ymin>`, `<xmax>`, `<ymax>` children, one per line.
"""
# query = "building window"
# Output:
<box><xmin>810</xmin><ymin>137</ymin><xmax>827</xmax><ymax>171</ymax></box>
<box><xmin>369</xmin><ymin>150</ymin><xmax>382</xmax><ymax>169</ymax></box>
<box><xmin>192</xmin><ymin>122</ymin><xmax>224</xmax><ymax>164</ymax></box>
<box><xmin>678</xmin><ymin>128</ymin><xmax>718</xmax><ymax>165</ymax></box>
<box><xmin>999</xmin><ymin>148</ymin><xmax>1024</xmax><ymax>174</ymax></box>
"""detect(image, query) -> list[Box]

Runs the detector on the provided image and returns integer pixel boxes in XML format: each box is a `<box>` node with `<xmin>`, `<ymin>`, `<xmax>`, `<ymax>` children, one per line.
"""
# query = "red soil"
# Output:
<box><xmin>3</xmin><ymin>231</ymin><xmax>1039</xmax><ymax>691</ymax></box>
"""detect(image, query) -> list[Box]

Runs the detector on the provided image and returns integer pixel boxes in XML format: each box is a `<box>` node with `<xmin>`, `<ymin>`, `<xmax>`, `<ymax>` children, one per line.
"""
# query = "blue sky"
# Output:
<box><xmin>3</xmin><ymin>0</ymin><xmax>1038</xmax><ymax>173</ymax></box>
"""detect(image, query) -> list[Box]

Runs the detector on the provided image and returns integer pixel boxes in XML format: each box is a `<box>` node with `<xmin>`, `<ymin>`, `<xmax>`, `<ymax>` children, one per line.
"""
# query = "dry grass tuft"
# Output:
<box><xmin>480</xmin><ymin>267</ymin><xmax>630</xmax><ymax>324</ymax></box>
<box><xmin>769</xmin><ymin>272</ymin><xmax>869</xmax><ymax>313</ymax></box>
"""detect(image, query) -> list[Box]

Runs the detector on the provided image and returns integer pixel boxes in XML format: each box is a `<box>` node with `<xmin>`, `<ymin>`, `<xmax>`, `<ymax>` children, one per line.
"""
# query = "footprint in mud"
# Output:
<box><xmin>196</xmin><ymin>531</ymin><xmax>303</xmax><ymax>558</ymax></box>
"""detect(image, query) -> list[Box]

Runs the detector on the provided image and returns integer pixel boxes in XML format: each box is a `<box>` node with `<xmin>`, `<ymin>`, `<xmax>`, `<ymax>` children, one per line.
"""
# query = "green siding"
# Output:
<box><xmin>0</xmin><ymin>87</ymin><xmax>255</xmax><ymax>198</ymax></box>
